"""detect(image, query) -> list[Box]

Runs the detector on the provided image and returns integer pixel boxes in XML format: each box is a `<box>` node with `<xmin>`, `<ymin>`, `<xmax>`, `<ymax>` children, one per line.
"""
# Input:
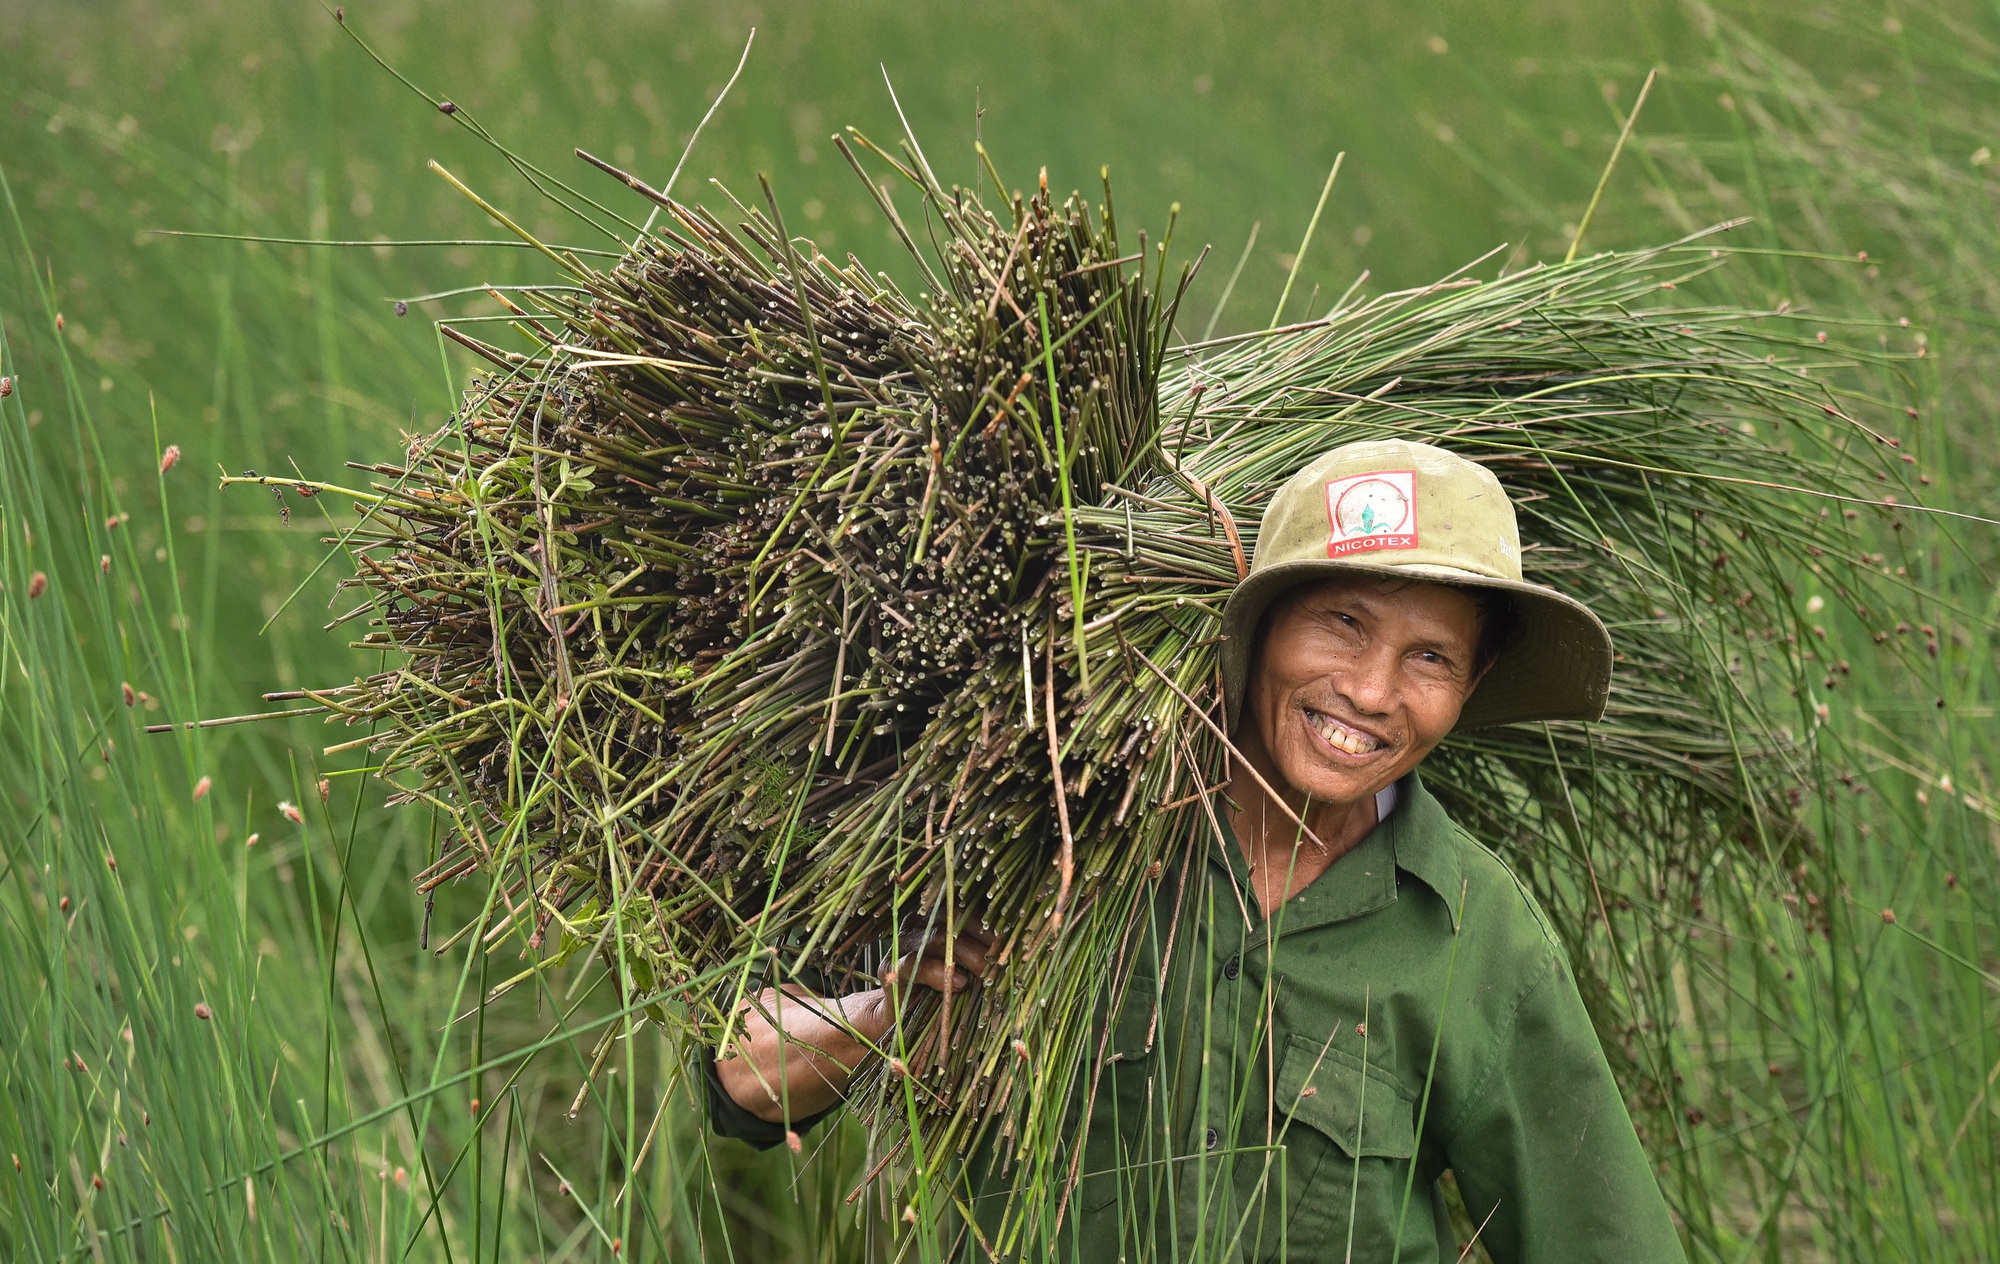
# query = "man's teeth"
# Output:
<box><xmin>1308</xmin><ymin>710</ymin><xmax>1382</xmax><ymax>755</ymax></box>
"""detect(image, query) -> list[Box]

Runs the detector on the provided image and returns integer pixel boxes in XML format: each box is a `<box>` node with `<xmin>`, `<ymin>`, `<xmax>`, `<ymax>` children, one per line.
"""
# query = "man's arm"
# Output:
<box><xmin>711</xmin><ymin>930</ymin><xmax>994</xmax><ymax>1131</ymax></box>
<box><xmin>1441</xmin><ymin>955</ymin><xmax>1686</xmax><ymax>1263</ymax></box>
<box><xmin>714</xmin><ymin>983</ymin><xmax>895</xmax><ymax>1125</ymax></box>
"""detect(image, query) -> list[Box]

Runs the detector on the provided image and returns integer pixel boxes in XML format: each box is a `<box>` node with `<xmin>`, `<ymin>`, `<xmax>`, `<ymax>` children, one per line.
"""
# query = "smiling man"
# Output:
<box><xmin>1098</xmin><ymin>437</ymin><xmax>1689</xmax><ymax>1263</ymax></box>
<box><xmin>708</xmin><ymin>438</ymin><xmax>1686</xmax><ymax>1262</ymax></box>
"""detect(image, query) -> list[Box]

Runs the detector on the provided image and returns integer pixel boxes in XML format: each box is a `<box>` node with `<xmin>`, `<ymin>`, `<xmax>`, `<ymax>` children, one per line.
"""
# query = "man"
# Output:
<box><xmin>708</xmin><ymin>438</ymin><xmax>1686</xmax><ymax>1262</ymax></box>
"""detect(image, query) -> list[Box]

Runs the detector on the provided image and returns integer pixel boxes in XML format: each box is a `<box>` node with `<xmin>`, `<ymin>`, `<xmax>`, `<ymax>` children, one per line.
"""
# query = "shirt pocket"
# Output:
<box><xmin>1079</xmin><ymin>972</ymin><xmax>1166</xmax><ymax>1214</ymax></box>
<box><xmin>1270</xmin><ymin>1033</ymin><xmax>1421</xmax><ymax>1260</ymax></box>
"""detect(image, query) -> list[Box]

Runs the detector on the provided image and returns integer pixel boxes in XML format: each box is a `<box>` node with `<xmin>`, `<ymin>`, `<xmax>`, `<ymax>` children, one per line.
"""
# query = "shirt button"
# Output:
<box><xmin>1221</xmin><ymin>955</ymin><xmax>1241</xmax><ymax>981</ymax></box>
<box><xmin>1204</xmin><ymin>1127</ymin><xmax>1220</xmax><ymax>1151</ymax></box>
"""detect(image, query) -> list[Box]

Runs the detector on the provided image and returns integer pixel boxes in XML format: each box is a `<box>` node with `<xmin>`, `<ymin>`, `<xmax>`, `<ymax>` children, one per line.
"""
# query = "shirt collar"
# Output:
<box><xmin>1207</xmin><ymin>769</ymin><xmax>1464</xmax><ymax>937</ymax></box>
<box><xmin>1373</xmin><ymin>778</ymin><xmax>1400</xmax><ymax>822</ymax></box>
<box><xmin>1387</xmin><ymin>771</ymin><xmax>1465</xmax><ymax>929</ymax></box>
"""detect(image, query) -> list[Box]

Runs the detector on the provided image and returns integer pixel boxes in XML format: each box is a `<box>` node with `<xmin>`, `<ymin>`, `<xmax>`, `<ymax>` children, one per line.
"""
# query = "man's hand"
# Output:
<box><xmin>716</xmin><ymin>924</ymin><xmax>998</xmax><ymax>1126</ymax></box>
<box><xmin>885</xmin><ymin>925</ymin><xmax>997</xmax><ymax>1011</ymax></box>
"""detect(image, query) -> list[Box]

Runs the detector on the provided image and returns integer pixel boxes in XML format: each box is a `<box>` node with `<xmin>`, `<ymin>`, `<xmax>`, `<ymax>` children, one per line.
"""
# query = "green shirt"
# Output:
<box><xmin>1048</xmin><ymin>771</ymin><xmax>1684</xmax><ymax>1264</ymax></box>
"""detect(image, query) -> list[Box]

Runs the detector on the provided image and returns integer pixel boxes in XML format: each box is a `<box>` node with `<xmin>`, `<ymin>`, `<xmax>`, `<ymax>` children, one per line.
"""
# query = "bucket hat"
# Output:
<box><xmin>1219</xmin><ymin>438</ymin><xmax>1612</xmax><ymax>732</ymax></box>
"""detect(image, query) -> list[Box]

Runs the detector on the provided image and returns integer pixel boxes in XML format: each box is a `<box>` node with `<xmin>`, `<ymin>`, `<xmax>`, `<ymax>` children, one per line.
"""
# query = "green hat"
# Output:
<box><xmin>1219</xmin><ymin>438</ymin><xmax>1612</xmax><ymax>732</ymax></box>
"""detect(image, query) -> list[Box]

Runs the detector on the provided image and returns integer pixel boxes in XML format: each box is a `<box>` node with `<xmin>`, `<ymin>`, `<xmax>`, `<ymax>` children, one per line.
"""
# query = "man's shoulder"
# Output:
<box><xmin>1427</xmin><ymin>818</ymin><xmax>1567</xmax><ymax>963</ymax></box>
<box><xmin>1396</xmin><ymin>777</ymin><xmax>1565</xmax><ymax>964</ymax></box>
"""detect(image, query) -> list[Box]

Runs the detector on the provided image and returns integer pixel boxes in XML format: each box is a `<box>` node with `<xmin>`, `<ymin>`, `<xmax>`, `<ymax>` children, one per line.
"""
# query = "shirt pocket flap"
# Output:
<box><xmin>1275</xmin><ymin>1035</ymin><xmax>1416</xmax><ymax>1160</ymax></box>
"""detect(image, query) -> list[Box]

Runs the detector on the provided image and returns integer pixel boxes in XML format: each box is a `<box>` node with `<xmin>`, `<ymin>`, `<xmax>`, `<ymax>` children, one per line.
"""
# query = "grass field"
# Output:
<box><xmin>1</xmin><ymin>0</ymin><xmax>1995</xmax><ymax>1259</ymax></box>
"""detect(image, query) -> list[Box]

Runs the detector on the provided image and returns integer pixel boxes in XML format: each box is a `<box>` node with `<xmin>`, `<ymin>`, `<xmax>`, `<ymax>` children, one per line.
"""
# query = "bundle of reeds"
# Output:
<box><xmin>253</xmin><ymin>125</ymin><xmax>1916</xmax><ymax>1230</ymax></box>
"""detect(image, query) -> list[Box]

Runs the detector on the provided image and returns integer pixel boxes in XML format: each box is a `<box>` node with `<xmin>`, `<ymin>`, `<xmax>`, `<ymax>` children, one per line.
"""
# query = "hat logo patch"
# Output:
<box><xmin>1325</xmin><ymin>470</ymin><xmax>1418</xmax><ymax>558</ymax></box>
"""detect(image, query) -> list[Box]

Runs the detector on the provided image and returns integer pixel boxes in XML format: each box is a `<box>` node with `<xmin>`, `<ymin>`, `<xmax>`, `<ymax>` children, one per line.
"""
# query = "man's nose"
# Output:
<box><xmin>1334</xmin><ymin>645</ymin><xmax>1401</xmax><ymax>715</ymax></box>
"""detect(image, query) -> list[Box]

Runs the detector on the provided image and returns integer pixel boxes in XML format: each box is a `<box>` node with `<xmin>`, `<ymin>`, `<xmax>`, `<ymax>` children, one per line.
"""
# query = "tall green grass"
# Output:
<box><xmin>0</xmin><ymin>0</ymin><xmax>1993</xmax><ymax>1259</ymax></box>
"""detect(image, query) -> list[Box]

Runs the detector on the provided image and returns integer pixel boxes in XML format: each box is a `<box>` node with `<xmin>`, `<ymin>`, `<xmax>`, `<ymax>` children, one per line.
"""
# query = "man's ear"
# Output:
<box><xmin>1459</xmin><ymin>658</ymin><xmax>1495</xmax><ymax>711</ymax></box>
<box><xmin>1469</xmin><ymin>659</ymin><xmax>1496</xmax><ymax>692</ymax></box>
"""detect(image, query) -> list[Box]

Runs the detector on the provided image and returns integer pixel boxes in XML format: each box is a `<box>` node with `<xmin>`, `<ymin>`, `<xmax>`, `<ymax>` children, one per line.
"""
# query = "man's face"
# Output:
<box><xmin>1242</xmin><ymin>574</ymin><xmax>1486</xmax><ymax>808</ymax></box>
